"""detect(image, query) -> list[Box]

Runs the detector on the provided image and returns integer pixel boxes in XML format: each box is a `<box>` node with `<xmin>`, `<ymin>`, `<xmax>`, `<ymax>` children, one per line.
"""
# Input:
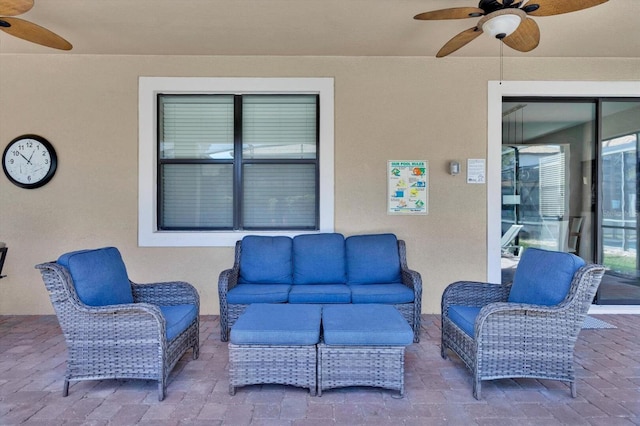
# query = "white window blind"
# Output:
<box><xmin>539</xmin><ymin>152</ymin><xmax>566</xmax><ymax>217</ymax></box>
<box><xmin>243</xmin><ymin>95</ymin><xmax>317</xmax><ymax>159</ymax></box>
<box><xmin>161</xmin><ymin>164</ymin><xmax>233</xmax><ymax>228</ymax></box>
<box><xmin>243</xmin><ymin>164</ymin><xmax>317</xmax><ymax>228</ymax></box>
<box><xmin>160</xmin><ymin>95</ymin><xmax>234</xmax><ymax>159</ymax></box>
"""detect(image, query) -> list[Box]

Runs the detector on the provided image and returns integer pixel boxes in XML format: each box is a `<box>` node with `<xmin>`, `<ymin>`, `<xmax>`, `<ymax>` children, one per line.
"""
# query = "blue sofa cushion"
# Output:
<box><xmin>230</xmin><ymin>303</ymin><xmax>322</xmax><ymax>345</ymax></box>
<box><xmin>226</xmin><ymin>284</ymin><xmax>291</xmax><ymax>304</ymax></box>
<box><xmin>288</xmin><ymin>284</ymin><xmax>351</xmax><ymax>303</ymax></box>
<box><xmin>508</xmin><ymin>248</ymin><xmax>585</xmax><ymax>306</ymax></box>
<box><xmin>293</xmin><ymin>233</ymin><xmax>346</xmax><ymax>284</ymax></box>
<box><xmin>448</xmin><ymin>305</ymin><xmax>481</xmax><ymax>337</ymax></box>
<box><xmin>159</xmin><ymin>304</ymin><xmax>198</xmax><ymax>341</ymax></box>
<box><xmin>346</xmin><ymin>234</ymin><xmax>402</xmax><ymax>285</ymax></box>
<box><xmin>58</xmin><ymin>247</ymin><xmax>134</xmax><ymax>306</ymax></box>
<box><xmin>349</xmin><ymin>283</ymin><xmax>414</xmax><ymax>304</ymax></box>
<box><xmin>322</xmin><ymin>304</ymin><xmax>413</xmax><ymax>346</ymax></box>
<box><xmin>239</xmin><ymin>236</ymin><xmax>293</xmax><ymax>284</ymax></box>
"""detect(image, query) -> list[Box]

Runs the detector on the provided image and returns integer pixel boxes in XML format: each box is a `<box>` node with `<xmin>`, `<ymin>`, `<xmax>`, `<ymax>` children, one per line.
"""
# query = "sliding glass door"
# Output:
<box><xmin>599</xmin><ymin>100</ymin><xmax>640</xmax><ymax>303</ymax></box>
<box><xmin>501</xmin><ymin>98</ymin><xmax>640</xmax><ymax>304</ymax></box>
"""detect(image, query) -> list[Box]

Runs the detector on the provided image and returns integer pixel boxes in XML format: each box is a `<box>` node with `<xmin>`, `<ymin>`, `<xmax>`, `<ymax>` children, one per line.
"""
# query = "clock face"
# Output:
<box><xmin>2</xmin><ymin>135</ymin><xmax>58</xmax><ymax>189</ymax></box>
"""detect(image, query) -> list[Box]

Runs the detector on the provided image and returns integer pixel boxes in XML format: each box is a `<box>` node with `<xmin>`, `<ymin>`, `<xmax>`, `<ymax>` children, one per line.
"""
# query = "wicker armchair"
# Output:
<box><xmin>36</xmin><ymin>247</ymin><xmax>200</xmax><ymax>401</ymax></box>
<box><xmin>441</xmin><ymin>248</ymin><xmax>605</xmax><ymax>399</ymax></box>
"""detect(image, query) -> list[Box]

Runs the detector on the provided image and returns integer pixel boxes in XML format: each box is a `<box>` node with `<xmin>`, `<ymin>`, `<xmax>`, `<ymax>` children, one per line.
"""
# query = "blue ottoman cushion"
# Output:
<box><xmin>239</xmin><ymin>236</ymin><xmax>293</xmax><ymax>284</ymax></box>
<box><xmin>159</xmin><ymin>304</ymin><xmax>198</xmax><ymax>341</ymax></box>
<box><xmin>293</xmin><ymin>233</ymin><xmax>346</xmax><ymax>284</ymax></box>
<box><xmin>58</xmin><ymin>247</ymin><xmax>134</xmax><ymax>307</ymax></box>
<box><xmin>346</xmin><ymin>234</ymin><xmax>402</xmax><ymax>285</ymax></box>
<box><xmin>226</xmin><ymin>284</ymin><xmax>291</xmax><ymax>304</ymax></box>
<box><xmin>230</xmin><ymin>303</ymin><xmax>322</xmax><ymax>345</ymax></box>
<box><xmin>322</xmin><ymin>304</ymin><xmax>413</xmax><ymax>346</ymax></box>
<box><xmin>508</xmin><ymin>248</ymin><xmax>585</xmax><ymax>306</ymax></box>
<box><xmin>349</xmin><ymin>283</ymin><xmax>414</xmax><ymax>304</ymax></box>
<box><xmin>288</xmin><ymin>284</ymin><xmax>351</xmax><ymax>303</ymax></box>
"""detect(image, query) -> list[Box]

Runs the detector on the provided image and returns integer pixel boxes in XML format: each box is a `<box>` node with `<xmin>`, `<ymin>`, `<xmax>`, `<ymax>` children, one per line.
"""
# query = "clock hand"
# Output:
<box><xmin>27</xmin><ymin>150</ymin><xmax>35</xmax><ymax>163</ymax></box>
<box><xmin>19</xmin><ymin>153</ymin><xmax>33</xmax><ymax>165</ymax></box>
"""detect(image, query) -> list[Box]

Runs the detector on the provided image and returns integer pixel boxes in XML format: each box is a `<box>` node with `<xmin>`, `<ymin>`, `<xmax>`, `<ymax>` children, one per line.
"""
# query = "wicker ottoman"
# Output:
<box><xmin>318</xmin><ymin>304</ymin><xmax>414</xmax><ymax>396</ymax></box>
<box><xmin>228</xmin><ymin>303</ymin><xmax>322</xmax><ymax>395</ymax></box>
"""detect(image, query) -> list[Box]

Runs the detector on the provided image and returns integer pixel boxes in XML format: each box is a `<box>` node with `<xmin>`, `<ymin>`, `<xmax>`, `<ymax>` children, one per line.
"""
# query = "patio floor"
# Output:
<box><xmin>0</xmin><ymin>314</ymin><xmax>638</xmax><ymax>425</ymax></box>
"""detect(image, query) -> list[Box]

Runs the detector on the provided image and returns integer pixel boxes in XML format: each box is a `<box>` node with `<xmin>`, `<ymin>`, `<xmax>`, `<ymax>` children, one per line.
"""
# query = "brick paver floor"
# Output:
<box><xmin>0</xmin><ymin>314</ymin><xmax>638</xmax><ymax>425</ymax></box>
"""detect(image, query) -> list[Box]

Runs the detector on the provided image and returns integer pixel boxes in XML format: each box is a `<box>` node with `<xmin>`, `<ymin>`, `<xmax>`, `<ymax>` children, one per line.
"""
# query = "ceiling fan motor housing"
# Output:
<box><xmin>478</xmin><ymin>8</ymin><xmax>526</xmax><ymax>39</ymax></box>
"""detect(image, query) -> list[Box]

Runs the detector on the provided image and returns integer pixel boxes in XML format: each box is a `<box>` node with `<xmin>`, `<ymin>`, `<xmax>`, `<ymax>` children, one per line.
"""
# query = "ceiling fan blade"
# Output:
<box><xmin>414</xmin><ymin>7</ymin><xmax>484</xmax><ymax>20</ymax></box>
<box><xmin>502</xmin><ymin>17</ymin><xmax>540</xmax><ymax>52</ymax></box>
<box><xmin>436</xmin><ymin>27</ymin><xmax>483</xmax><ymax>58</ymax></box>
<box><xmin>0</xmin><ymin>0</ymin><xmax>33</xmax><ymax>17</ymax></box>
<box><xmin>0</xmin><ymin>17</ymin><xmax>72</xmax><ymax>50</ymax></box>
<box><xmin>526</xmin><ymin>0</ymin><xmax>609</xmax><ymax>17</ymax></box>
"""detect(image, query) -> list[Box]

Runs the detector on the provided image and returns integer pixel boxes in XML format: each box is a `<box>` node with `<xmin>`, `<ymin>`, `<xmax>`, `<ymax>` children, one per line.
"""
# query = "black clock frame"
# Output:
<box><xmin>2</xmin><ymin>134</ymin><xmax>58</xmax><ymax>189</ymax></box>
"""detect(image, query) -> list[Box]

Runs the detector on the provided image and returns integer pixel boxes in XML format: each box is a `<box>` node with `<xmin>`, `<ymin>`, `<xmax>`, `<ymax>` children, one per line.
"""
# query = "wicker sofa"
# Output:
<box><xmin>218</xmin><ymin>233</ymin><xmax>422</xmax><ymax>342</ymax></box>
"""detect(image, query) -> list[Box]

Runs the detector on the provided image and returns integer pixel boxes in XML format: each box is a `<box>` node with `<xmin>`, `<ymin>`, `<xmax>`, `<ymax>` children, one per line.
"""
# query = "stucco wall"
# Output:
<box><xmin>0</xmin><ymin>54</ymin><xmax>638</xmax><ymax>315</ymax></box>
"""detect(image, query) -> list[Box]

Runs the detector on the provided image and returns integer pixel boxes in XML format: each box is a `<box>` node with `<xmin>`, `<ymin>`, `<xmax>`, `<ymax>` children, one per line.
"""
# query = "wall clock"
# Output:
<box><xmin>2</xmin><ymin>134</ymin><xmax>58</xmax><ymax>189</ymax></box>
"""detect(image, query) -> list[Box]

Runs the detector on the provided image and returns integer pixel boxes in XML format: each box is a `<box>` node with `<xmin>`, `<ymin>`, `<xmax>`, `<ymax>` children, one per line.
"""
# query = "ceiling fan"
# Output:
<box><xmin>0</xmin><ymin>0</ymin><xmax>71</xmax><ymax>50</ymax></box>
<box><xmin>414</xmin><ymin>0</ymin><xmax>608</xmax><ymax>58</ymax></box>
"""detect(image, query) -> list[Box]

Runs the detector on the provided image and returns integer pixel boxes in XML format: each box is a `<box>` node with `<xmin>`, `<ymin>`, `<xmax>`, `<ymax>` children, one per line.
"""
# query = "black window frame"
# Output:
<box><xmin>156</xmin><ymin>93</ymin><xmax>320</xmax><ymax>231</ymax></box>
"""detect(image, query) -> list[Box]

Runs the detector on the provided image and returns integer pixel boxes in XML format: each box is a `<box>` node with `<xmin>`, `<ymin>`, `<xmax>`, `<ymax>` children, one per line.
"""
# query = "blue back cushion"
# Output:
<box><xmin>58</xmin><ymin>247</ymin><xmax>134</xmax><ymax>306</ymax></box>
<box><xmin>346</xmin><ymin>234</ymin><xmax>402</xmax><ymax>285</ymax></box>
<box><xmin>293</xmin><ymin>233</ymin><xmax>346</xmax><ymax>284</ymax></box>
<box><xmin>508</xmin><ymin>248</ymin><xmax>586</xmax><ymax>306</ymax></box>
<box><xmin>239</xmin><ymin>236</ymin><xmax>293</xmax><ymax>284</ymax></box>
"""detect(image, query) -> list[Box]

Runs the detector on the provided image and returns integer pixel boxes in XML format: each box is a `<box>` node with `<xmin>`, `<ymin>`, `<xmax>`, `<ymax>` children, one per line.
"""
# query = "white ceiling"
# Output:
<box><xmin>0</xmin><ymin>0</ymin><xmax>638</xmax><ymax>57</ymax></box>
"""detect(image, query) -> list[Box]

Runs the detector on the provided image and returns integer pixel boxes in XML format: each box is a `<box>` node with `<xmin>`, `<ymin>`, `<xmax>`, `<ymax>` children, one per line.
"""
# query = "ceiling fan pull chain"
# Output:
<box><xmin>500</xmin><ymin>41</ymin><xmax>504</xmax><ymax>83</ymax></box>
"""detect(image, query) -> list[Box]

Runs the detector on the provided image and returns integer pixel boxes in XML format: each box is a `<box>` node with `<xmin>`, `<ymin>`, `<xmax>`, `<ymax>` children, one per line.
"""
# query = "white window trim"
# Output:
<box><xmin>139</xmin><ymin>77</ymin><xmax>335</xmax><ymax>247</ymax></box>
<box><xmin>487</xmin><ymin>80</ymin><xmax>640</xmax><ymax>283</ymax></box>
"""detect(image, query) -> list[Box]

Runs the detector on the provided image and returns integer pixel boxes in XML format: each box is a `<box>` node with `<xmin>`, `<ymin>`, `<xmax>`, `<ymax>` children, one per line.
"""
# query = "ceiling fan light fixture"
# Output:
<box><xmin>482</xmin><ymin>14</ymin><xmax>522</xmax><ymax>39</ymax></box>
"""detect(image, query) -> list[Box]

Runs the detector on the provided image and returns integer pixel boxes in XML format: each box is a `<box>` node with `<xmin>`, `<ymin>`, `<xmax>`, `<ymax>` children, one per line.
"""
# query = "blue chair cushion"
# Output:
<box><xmin>349</xmin><ymin>283</ymin><xmax>414</xmax><ymax>304</ymax></box>
<box><xmin>288</xmin><ymin>284</ymin><xmax>351</xmax><ymax>303</ymax></box>
<box><xmin>159</xmin><ymin>304</ymin><xmax>198</xmax><ymax>341</ymax></box>
<box><xmin>448</xmin><ymin>305</ymin><xmax>481</xmax><ymax>337</ymax></box>
<box><xmin>293</xmin><ymin>233</ymin><xmax>346</xmax><ymax>284</ymax></box>
<box><xmin>508</xmin><ymin>248</ymin><xmax>586</xmax><ymax>306</ymax></box>
<box><xmin>58</xmin><ymin>247</ymin><xmax>134</xmax><ymax>306</ymax></box>
<box><xmin>230</xmin><ymin>303</ymin><xmax>322</xmax><ymax>345</ymax></box>
<box><xmin>346</xmin><ymin>234</ymin><xmax>402</xmax><ymax>285</ymax></box>
<box><xmin>322</xmin><ymin>304</ymin><xmax>413</xmax><ymax>346</ymax></box>
<box><xmin>239</xmin><ymin>236</ymin><xmax>293</xmax><ymax>284</ymax></box>
<box><xmin>226</xmin><ymin>284</ymin><xmax>291</xmax><ymax>304</ymax></box>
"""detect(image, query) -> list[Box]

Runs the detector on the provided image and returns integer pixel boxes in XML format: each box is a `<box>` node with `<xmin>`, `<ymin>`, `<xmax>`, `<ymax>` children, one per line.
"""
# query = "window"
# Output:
<box><xmin>159</xmin><ymin>94</ymin><xmax>318</xmax><ymax>230</ymax></box>
<box><xmin>139</xmin><ymin>77</ymin><xmax>334</xmax><ymax>247</ymax></box>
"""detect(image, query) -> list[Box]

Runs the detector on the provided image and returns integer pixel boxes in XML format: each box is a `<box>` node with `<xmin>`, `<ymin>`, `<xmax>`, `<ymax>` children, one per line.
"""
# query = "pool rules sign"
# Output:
<box><xmin>387</xmin><ymin>160</ymin><xmax>428</xmax><ymax>215</ymax></box>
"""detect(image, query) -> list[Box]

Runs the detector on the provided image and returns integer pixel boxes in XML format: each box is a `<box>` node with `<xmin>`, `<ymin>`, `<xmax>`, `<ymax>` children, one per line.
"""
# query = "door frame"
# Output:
<box><xmin>487</xmin><ymin>81</ymin><xmax>640</xmax><ymax>285</ymax></box>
